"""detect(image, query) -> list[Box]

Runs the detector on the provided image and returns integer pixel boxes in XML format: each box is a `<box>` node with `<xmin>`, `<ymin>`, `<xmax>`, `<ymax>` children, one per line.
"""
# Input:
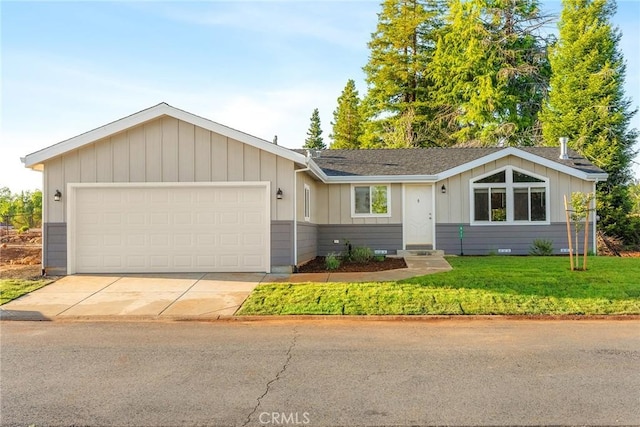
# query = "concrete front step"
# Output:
<box><xmin>397</xmin><ymin>249</ymin><xmax>445</xmax><ymax>257</ymax></box>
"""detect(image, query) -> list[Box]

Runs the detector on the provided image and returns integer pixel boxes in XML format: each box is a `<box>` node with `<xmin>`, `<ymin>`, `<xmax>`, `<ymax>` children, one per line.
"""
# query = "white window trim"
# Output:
<box><xmin>303</xmin><ymin>184</ymin><xmax>311</xmax><ymax>222</ymax></box>
<box><xmin>351</xmin><ymin>184</ymin><xmax>392</xmax><ymax>218</ymax></box>
<box><xmin>469</xmin><ymin>166</ymin><xmax>550</xmax><ymax>226</ymax></box>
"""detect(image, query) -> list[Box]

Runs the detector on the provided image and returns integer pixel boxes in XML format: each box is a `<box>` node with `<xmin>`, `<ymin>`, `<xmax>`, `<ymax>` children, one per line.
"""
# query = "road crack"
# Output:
<box><xmin>242</xmin><ymin>325</ymin><xmax>299</xmax><ymax>427</ymax></box>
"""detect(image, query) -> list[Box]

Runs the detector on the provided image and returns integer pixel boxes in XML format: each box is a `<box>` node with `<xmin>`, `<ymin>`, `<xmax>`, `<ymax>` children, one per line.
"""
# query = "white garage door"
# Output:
<box><xmin>68</xmin><ymin>183</ymin><xmax>270</xmax><ymax>274</ymax></box>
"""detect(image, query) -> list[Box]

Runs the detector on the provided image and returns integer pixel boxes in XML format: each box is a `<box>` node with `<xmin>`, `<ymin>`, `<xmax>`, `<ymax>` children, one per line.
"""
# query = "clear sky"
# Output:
<box><xmin>2</xmin><ymin>0</ymin><xmax>639</xmax><ymax>192</ymax></box>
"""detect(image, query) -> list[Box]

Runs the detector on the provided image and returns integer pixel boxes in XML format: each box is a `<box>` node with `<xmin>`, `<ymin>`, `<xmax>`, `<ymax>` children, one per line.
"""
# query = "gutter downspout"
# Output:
<box><xmin>293</xmin><ymin>161</ymin><xmax>311</xmax><ymax>269</ymax></box>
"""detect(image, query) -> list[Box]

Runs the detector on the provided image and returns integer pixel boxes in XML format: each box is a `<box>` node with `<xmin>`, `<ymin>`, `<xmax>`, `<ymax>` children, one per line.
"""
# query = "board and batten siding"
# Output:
<box><xmin>435</xmin><ymin>155</ymin><xmax>596</xmax><ymax>224</ymax></box>
<box><xmin>313</xmin><ymin>183</ymin><xmax>403</xmax><ymax>225</ymax></box>
<box><xmin>42</xmin><ymin>116</ymin><xmax>295</xmax><ymax>224</ymax></box>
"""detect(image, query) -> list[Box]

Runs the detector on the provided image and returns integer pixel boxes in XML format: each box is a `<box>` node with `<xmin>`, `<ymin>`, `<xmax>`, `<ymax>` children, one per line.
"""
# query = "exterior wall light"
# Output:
<box><xmin>54</xmin><ymin>189</ymin><xmax>62</xmax><ymax>202</ymax></box>
<box><xmin>276</xmin><ymin>188</ymin><xmax>283</xmax><ymax>200</ymax></box>
<box><xmin>441</xmin><ymin>184</ymin><xmax>446</xmax><ymax>194</ymax></box>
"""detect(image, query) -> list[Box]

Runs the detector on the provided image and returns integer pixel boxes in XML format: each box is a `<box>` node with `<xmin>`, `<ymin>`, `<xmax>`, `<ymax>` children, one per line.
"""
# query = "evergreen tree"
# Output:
<box><xmin>430</xmin><ymin>0</ymin><xmax>550</xmax><ymax>146</ymax></box>
<box><xmin>330</xmin><ymin>80</ymin><xmax>363</xmax><ymax>149</ymax></box>
<box><xmin>362</xmin><ymin>0</ymin><xmax>446</xmax><ymax>147</ymax></box>
<box><xmin>303</xmin><ymin>108</ymin><xmax>326</xmax><ymax>150</ymax></box>
<box><xmin>540</xmin><ymin>0</ymin><xmax>638</xmax><ymax>241</ymax></box>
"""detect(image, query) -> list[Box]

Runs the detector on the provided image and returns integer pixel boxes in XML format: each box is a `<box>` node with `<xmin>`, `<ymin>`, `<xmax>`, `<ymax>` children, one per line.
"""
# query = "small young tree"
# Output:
<box><xmin>565</xmin><ymin>192</ymin><xmax>595</xmax><ymax>270</ymax></box>
<box><xmin>303</xmin><ymin>108</ymin><xmax>326</xmax><ymax>150</ymax></box>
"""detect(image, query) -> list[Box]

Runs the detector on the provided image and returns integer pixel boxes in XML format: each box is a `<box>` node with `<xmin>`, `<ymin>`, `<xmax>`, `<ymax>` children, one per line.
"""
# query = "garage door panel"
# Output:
<box><xmin>72</xmin><ymin>185</ymin><xmax>269</xmax><ymax>273</ymax></box>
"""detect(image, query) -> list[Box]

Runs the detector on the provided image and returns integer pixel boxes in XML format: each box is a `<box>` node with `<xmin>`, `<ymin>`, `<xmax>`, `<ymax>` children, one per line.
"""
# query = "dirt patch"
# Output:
<box><xmin>298</xmin><ymin>256</ymin><xmax>407</xmax><ymax>273</ymax></box>
<box><xmin>0</xmin><ymin>265</ymin><xmax>43</xmax><ymax>280</ymax></box>
<box><xmin>1</xmin><ymin>229</ymin><xmax>45</xmax><ymax>279</ymax></box>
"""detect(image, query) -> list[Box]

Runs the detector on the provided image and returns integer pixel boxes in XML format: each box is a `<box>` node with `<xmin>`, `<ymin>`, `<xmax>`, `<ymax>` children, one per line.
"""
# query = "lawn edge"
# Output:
<box><xmin>232</xmin><ymin>314</ymin><xmax>640</xmax><ymax>321</ymax></box>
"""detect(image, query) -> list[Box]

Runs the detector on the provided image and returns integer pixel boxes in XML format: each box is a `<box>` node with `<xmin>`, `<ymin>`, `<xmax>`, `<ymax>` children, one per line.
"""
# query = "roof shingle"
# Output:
<box><xmin>299</xmin><ymin>147</ymin><xmax>605</xmax><ymax>177</ymax></box>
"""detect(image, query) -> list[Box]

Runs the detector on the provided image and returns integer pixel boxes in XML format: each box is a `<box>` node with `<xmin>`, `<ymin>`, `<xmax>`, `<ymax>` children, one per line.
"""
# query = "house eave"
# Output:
<box><xmin>323</xmin><ymin>175</ymin><xmax>439</xmax><ymax>184</ymax></box>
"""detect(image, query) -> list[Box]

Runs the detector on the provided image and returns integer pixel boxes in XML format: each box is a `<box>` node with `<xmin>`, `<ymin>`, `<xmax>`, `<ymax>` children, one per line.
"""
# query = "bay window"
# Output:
<box><xmin>471</xmin><ymin>167</ymin><xmax>549</xmax><ymax>224</ymax></box>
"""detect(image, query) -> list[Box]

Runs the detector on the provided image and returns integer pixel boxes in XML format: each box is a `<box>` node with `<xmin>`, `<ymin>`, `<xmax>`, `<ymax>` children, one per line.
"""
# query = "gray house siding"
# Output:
<box><xmin>297</xmin><ymin>222</ymin><xmax>318</xmax><ymax>265</ymax></box>
<box><xmin>317</xmin><ymin>224</ymin><xmax>403</xmax><ymax>256</ymax></box>
<box><xmin>43</xmin><ymin>222</ymin><xmax>67</xmax><ymax>275</ymax></box>
<box><xmin>271</xmin><ymin>220</ymin><xmax>294</xmax><ymax>267</ymax></box>
<box><xmin>436</xmin><ymin>223</ymin><xmax>593</xmax><ymax>255</ymax></box>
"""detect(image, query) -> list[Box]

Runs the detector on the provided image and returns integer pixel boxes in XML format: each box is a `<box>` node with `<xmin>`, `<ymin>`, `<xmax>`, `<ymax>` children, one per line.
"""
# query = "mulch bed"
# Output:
<box><xmin>297</xmin><ymin>256</ymin><xmax>407</xmax><ymax>273</ymax></box>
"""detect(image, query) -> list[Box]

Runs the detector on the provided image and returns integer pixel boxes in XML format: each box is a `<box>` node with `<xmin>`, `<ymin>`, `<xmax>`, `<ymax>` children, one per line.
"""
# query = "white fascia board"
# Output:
<box><xmin>23</xmin><ymin>103</ymin><xmax>307</xmax><ymax>168</ymax></box>
<box><xmin>323</xmin><ymin>175</ymin><xmax>438</xmax><ymax>184</ymax></box>
<box><xmin>306</xmin><ymin>159</ymin><xmax>329</xmax><ymax>181</ymax></box>
<box><xmin>437</xmin><ymin>147</ymin><xmax>608</xmax><ymax>182</ymax></box>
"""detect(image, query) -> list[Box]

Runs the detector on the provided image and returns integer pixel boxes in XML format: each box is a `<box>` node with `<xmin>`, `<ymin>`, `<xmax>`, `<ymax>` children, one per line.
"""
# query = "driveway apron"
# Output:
<box><xmin>0</xmin><ymin>256</ymin><xmax>451</xmax><ymax>320</ymax></box>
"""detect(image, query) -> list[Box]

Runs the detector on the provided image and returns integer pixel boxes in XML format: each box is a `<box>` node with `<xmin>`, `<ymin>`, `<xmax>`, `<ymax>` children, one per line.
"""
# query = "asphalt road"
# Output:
<box><xmin>1</xmin><ymin>319</ymin><xmax>639</xmax><ymax>426</ymax></box>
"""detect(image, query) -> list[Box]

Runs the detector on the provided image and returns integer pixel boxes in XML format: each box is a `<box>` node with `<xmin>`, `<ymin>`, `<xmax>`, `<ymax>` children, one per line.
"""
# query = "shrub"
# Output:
<box><xmin>351</xmin><ymin>246</ymin><xmax>374</xmax><ymax>263</ymax></box>
<box><xmin>17</xmin><ymin>225</ymin><xmax>29</xmax><ymax>234</ymax></box>
<box><xmin>530</xmin><ymin>239</ymin><xmax>554</xmax><ymax>256</ymax></box>
<box><xmin>374</xmin><ymin>255</ymin><xmax>386</xmax><ymax>262</ymax></box>
<box><xmin>325</xmin><ymin>252</ymin><xmax>341</xmax><ymax>270</ymax></box>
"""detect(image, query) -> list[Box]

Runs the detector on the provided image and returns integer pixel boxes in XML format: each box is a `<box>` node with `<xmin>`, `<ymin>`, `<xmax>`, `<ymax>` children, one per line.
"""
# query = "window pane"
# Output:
<box><xmin>513</xmin><ymin>171</ymin><xmax>544</xmax><ymax>183</ymax></box>
<box><xmin>476</xmin><ymin>171</ymin><xmax>506</xmax><ymax>183</ymax></box>
<box><xmin>371</xmin><ymin>186</ymin><xmax>388</xmax><ymax>214</ymax></box>
<box><xmin>514</xmin><ymin>188</ymin><xmax>529</xmax><ymax>221</ymax></box>
<box><xmin>474</xmin><ymin>189</ymin><xmax>489</xmax><ymax>221</ymax></box>
<box><xmin>531</xmin><ymin>188</ymin><xmax>546</xmax><ymax>221</ymax></box>
<box><xmin>304</xmin><ymin>188</ymin><xmax>310</xmax><ymax>219</ymax></box>
<box><xmin>491</xmin><ymin>188</ymin><xmax>506</xmax><ymax>221</ymax></box>
<box><xmin>354</xmin><ymin>186</ymin><xmax>370</xmax><ymax>214</ymax></box>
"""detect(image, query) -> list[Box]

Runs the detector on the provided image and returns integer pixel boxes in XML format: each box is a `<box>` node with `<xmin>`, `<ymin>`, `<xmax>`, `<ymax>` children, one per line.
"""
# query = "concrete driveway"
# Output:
<box><xmin>0</xmin><ymin>256</ymin><xmax>451</xmax><ymax>321</ymax></box>
<box><xmin>0</xmin><ymin>273</ymin><xmax>266</xmax><ymax>320</ymax></box>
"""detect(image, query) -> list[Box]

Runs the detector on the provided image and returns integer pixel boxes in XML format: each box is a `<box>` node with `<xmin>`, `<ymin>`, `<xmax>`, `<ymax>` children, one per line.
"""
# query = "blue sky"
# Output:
<box><xmin>1</xmin><ymin>1</ymin><xmax>638</xmax><ymax>192</ymax></box>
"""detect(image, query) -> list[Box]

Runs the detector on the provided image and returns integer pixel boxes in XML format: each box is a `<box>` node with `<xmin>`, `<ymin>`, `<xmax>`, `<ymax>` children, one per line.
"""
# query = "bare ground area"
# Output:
<box><xmin>1</xmin><ymin>229</ymin><xmax>44</xmax><ymax>279</ymax></box>
<box><xmin>297</xmin><ymin>256</ymin><xmax>407</xmax><ymax>273</ymax></box>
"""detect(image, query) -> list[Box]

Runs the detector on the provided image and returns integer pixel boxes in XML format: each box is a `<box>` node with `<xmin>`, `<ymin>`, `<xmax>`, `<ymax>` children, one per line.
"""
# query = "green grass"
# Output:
<box><xmin>238</xmin><ymin>256</ymin><xmax>640</xmax><ymax>315</ymax></box>
<box><xmin>0</xmin><ymin>279</ymin><xmax>51</xmax><ymax>305</ymax></box>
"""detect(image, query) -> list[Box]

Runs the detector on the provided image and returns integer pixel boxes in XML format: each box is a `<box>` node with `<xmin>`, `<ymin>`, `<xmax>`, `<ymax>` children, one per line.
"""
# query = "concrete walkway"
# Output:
<box><xmin>0</xmin><ymin>256</ymin><xmax>451</xmax><ymax>321</ymax></box>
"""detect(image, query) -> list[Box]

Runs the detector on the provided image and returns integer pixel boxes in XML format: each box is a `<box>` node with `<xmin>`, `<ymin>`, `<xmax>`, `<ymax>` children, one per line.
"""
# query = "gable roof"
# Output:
<box><xmin>22</xmin><ymin>102</ymin><xmax>307</xmax><ymax>169</ymax></box>
<box><xmin>305</xmin><ymin>147</ymin><xmax>608</xmax><ymax>183</ymax></box>
<box><xmin>22</xmin><ymin>103</ymin><xmax>607</xmax><ymax>183</ymax></box>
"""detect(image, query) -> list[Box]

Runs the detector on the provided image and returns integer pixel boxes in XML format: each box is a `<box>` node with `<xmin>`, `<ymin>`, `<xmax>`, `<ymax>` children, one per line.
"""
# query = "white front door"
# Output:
<box><xmin>404</xmin><ymin>185</ymin><xmax>433</xmax><ymax>248</ymax></box>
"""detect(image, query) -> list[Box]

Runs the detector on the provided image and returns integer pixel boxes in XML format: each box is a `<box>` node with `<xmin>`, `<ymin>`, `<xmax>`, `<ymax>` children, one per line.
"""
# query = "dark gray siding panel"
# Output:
<box><xmin>271</xmin><ymin>220</ymin><xmax>293</xmax><ymax>266</ymax></box>
<box><xmin>297</xmin><ymin>222</ymin><xmax>318</xmax><ymax>264</ymax></box>
<box><xmin>436</xmin><ymin>223</ymin><xmax>593</xmax><ymax>255</ymax></box>
<box><xmin>317</xmin><ymin>224</ymin><xmax>403</xmax><ymax>256</ymax></box>
<box><xmin>44</xmin><ymin>222</ymin><xmax>67</xmax><ymax>275</ymax></box>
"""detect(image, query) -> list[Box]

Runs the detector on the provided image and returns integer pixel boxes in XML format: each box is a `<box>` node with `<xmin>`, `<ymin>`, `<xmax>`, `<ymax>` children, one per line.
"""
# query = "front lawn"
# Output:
<box><xmin>0</xmin><ymin>279</ymin><xmax>51</xmax><ymax>305</ymax></box>
<box><xmin>238</xmin><ymin>256</ymin><xmax>640</xmax><ymax>315</ymax></box>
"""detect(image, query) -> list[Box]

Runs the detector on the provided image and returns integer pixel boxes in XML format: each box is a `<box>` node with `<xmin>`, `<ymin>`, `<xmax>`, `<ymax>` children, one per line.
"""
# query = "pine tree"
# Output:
<box><xmin>362</xmin><ymin>0</ymin><xmax>446</xmax><ymax>147</ymax></box>
<box><xmin>540</xmin><ymin>0</ymin><xmax>638</xmax><ymax>241</ymax></box>
<box><xmin>430</xmin><ymin>0</ymin><xmax>551</xmax><ymax>146</ymax></box>
<box><xmin>330</xmin><ymin>80</ymin><xmax>363</xmax><ymax>149</ymax></box>
<box><xmin>303</xmin><ymin>108</ymin><xmax>326</xmax><ymax>150</ymax></box>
